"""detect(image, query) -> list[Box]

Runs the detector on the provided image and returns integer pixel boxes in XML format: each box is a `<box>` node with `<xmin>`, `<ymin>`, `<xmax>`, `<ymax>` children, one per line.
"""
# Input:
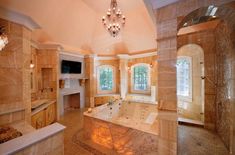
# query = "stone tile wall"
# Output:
<box><xmin>0</xmin><ymin>18</ymin><xmax>31</xmax><ymax>124</ymax></box>
<box><xmin>215</xmin><ymin>21</ymin><xmax>234</xmax><ymax>151</ymax></box>
<box><xmin>155</xmin><ymin>0</ymin><xmax>235</xmax><ymax>153</ymax></box>
<box><xmin>177</xmin><ymin>30</ymin><xmax>216</xmax><ymax>130</ymax></box>
<box><xmin>36</xmin><ymin>49</ymin><xmax>59</xmax><ymax>100</ymax></box>
<box><xmin>155</xmin><ymin>0</ymin><xmax>235</xmax><ymax>110</ymax></box>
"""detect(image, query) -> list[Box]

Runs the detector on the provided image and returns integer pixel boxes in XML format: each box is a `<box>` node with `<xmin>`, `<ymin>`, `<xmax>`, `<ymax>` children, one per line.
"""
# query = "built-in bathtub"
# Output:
<box><xmin>82</xmin><ymin>100</ymin><xmax>159</xmax><ymax>154</ymax></box>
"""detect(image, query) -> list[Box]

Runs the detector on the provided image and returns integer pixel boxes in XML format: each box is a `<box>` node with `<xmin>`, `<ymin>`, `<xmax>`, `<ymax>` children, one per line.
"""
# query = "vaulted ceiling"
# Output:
<box><xmin>0</xmin><ymin>0</ymin><xmax>178</xmax><ymax>55</ymax></box>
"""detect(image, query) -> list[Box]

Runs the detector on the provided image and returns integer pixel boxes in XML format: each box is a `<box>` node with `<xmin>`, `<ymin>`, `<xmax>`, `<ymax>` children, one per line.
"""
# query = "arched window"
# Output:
<box><xmin>177</xmin><ymin>56</ymin><xmax>192</xmax><ymax>100</ymax></box>
<box><xmin>97</xmin><ymin>65</ymin><xmax>115</xmax><ymax>94</ymax></box>
<box><xmin>131</xmin><ymin>63</ymin><xmax>150</xmax><ymax>93</ymax></box>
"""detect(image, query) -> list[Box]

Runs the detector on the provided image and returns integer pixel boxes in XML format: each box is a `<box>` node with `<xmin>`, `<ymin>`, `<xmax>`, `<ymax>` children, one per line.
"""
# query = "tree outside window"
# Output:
<box><xmin>97</xmin><ymin>65</ymin><xmax>115</xmax><ymax>94</ymax></box>
<box><xmin>176</xmin><ymin>57</ymin><xmax>192</xmax><ymax>98</ymax></box>
<box><xmin>131</xmin><ymin>63</ymin><xmax>150</xmax><ymax>93</ymax></box>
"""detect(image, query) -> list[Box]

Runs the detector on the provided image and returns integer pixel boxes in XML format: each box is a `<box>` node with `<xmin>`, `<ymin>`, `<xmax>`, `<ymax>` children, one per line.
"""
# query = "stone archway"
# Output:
<box><xmin>155</xmin><ymin>1</ymin><xmax>235</xmax><ymax>154</ymax></box>
<box><xmin>177</xmin><ymin>44</ymin><xmax>205</xmax><ymax>124</ymax></box>
<box><xmin>176</xmin><ymin>1</ymin><xmax>235</xmax><ymax>153</ymax></box>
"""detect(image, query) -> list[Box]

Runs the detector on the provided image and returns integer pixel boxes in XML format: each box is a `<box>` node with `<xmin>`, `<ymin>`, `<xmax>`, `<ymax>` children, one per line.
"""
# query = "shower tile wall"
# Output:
<box><xmin>215</xmin><ymin>22</ymin><xmax>235</xmax><ymax>151</ymax></box>
<box><xmin>177</xmin><ymin>30</ymin><xmax>217</xmax><ymax>130</ymax></box>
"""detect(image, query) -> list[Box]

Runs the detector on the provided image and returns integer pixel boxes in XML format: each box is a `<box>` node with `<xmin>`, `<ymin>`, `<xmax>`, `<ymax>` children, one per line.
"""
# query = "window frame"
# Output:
<box><xmin>97</xmin><ymin>65</ymin><xmax>116</xmax><ymax>94</ymax></box>
<box><xmin>130</xmin><ymin>63</ymin><xmax>151</xmax><ymax>94</ymax></box>
<box><xmin>176</xmin><ymin>56</ymin><xmax>193</xmax><ymax>102</ymax></box>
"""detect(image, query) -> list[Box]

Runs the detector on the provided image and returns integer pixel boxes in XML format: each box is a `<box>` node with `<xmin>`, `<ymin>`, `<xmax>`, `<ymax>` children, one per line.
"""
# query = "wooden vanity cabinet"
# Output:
<box><xmin>45</xmin><ymin>103</ymin><xmax>56</xmax><ymax>126</ymax></box>
<box><xmin>31</xmin><ymin>102</ymin><xmax>56</xmax><ymax>129</ymax></box>
<box><xmin>31</xmin><ymin>110</ymin><xmax>45</xmax><ymax>129</ymax></box>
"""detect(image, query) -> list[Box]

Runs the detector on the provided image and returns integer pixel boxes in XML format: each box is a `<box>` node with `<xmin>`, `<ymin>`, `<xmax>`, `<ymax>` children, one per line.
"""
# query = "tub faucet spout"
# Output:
<box><xmin>107</xmin><ymin>99</ymin><xmax>119</xmax><ymax>106</ymax></box>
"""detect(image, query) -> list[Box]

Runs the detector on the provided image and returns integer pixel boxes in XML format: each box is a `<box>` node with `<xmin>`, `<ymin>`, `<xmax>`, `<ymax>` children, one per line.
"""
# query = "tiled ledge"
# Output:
<box><xmin>126</xmin><ymin>100</ymin><xmax>157</xmax><ymax>105</ymax></box>
<box><xmin>0</xmin><ymin>123</ymin><xmax>66</xmax><ymax>155</ymax></box>
<box><xmin>95</xmin><ymin>94</ymin><xmax>120</xmax><ymax>97</ymax></box>
<box><xmin>60</xmin><ymin>88</ymin><xmax>81</xmax><ymax>96</ymax></box>
<box><xmin>0</xmin><ymin>107</ymin><xmax>25</xmax><ymax>116</ymax></box>
<box><xmin>0</xmin><ymin>108</ymin><xmax>25</xmax><ymax>126</ymax></box>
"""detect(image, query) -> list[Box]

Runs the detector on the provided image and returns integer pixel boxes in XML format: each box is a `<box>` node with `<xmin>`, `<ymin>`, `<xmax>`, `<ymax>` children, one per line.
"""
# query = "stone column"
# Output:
<box><xmin>117</xmin><ymin>54</ymin><xmax>129</xmax><ymax>99</ymax></box>
<box><xmin>22</xmin><ymin>26</ymin><xmax>32</xmax><ymax>124</ymax></box>
<box><xmin>156</xmin><ymin>5</ymin><xmax>178</xmax><ymax>111</ymax></box>
<box><xmin>84</xmin><ymin>54</ymin><xmax>96</xmax><ymax>108</ymax></box>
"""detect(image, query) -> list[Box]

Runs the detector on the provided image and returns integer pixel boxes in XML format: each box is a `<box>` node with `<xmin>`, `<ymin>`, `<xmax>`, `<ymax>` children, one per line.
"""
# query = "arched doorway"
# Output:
<box><xmin>177</xmin><ymin>44</ymin><xmax>204</xmax><ymax>124</ymax></box>
<box><xmin>177</xmin><ymin>2</ymin><xmax>235</xmax><ymax>154</ymax></box>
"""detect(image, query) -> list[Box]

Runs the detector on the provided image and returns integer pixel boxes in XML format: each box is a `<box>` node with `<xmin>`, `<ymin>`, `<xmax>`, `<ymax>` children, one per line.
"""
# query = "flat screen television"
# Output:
<box><xmin>61</xmin><ymin>60</ymin><xmax>82</xmax><ymax>74</ymax></box>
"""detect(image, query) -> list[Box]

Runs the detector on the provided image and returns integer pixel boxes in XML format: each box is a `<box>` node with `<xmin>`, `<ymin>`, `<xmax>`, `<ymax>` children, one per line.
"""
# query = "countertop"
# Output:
<box><xmin>9</xmin><ymin>121</ymin><xmax>36</xmax><ymax>135</ymax></box>
<box><xmin>31</xmin><ymin>99</ymin><xmax>56</xmax><ymax>116</ymax></box>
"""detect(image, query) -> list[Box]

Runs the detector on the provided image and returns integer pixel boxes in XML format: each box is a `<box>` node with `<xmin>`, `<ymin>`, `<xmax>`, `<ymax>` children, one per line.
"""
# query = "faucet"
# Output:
<box><xmin>107</xmin><ymin>99</ymin><xmax>119</xmax><ymax>106</ymax></box>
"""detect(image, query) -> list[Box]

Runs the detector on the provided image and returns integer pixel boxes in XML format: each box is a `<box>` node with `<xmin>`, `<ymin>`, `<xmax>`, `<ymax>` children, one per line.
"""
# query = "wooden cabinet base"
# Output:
<box><xmin>31</xmin><ymin>103</ymin><xmax>56</xmax><ymax>129</ymax></box>
<box><xmin>31</xmin><ymin>110</ymin><xmax>45</xmax><ymax>129</ymax></box>
<box><xmin>45</xmin><ymin>103</ymin><xmax>56</xmax><ymax>126</ymax></box>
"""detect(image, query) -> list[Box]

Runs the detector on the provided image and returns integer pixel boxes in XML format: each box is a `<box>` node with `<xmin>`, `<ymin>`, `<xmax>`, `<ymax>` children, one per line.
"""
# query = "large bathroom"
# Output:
<box><xmin>0</xmin><ymin>0</ymin><xmax>234</xmax><ymax>155</ymax></box>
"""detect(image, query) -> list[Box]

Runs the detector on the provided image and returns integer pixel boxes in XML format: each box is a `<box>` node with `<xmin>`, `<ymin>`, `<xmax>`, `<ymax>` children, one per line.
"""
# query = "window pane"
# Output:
<box><xmin>99</xmin><ymin>67</ymin><xmax>113</xmax><ymax>91</ymax></box>
<box><xmin>177</xmin><ymin>58</ymin><xmax>190</xmax><ymax>96</ymax></box>
<box><xmin>133</xmin><ymin>65</ymin><xmax>148</xmax><ymax>91</ymax></box>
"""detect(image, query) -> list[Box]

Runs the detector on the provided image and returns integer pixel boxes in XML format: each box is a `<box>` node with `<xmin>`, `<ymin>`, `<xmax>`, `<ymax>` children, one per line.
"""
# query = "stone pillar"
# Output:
<box><xmin>117</xmin><ymin>54</ymin><xmax>129</xmax><ymax>99</ymax></box>
<box><xmin>84</xmin><ymin>54</ymin><xmax>96</xmax><ymax>108</ymax></box>
<box><xmin>156</xmin><ymin>4</ymin><xmax>178</xmax><ymax>111</ymax></box>
<box><xmin>22</xmin><ymin>26</ymin><xmax>32</xmax><ymax>124</ymax></box>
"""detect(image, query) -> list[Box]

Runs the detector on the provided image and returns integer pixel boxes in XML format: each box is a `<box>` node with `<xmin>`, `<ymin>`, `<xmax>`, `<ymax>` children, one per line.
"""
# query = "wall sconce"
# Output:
<box><xmin>30</xmin><ymin>60</ymin><xmax>35</xmax><ymax>68</ymax></box>
<box><xmin>150</xmin><ymin>63</ymin><xmax>153</xmax><ymax>68</ymax></box>
<box><xmin>0</xmin><ymin>26</ymin><xmax>8</xmax><ymax>51</ymax></box>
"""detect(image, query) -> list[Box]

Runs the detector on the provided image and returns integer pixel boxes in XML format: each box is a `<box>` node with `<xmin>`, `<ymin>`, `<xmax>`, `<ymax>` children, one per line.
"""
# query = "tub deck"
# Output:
<box><xmin>81</xmin><ymin>101</ymin><xmax>177</xmax><ymax>154</ymax></box>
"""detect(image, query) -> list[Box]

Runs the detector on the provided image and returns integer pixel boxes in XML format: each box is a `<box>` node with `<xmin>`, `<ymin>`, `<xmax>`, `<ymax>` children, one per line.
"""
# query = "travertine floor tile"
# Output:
<box><xmin>178</xmin><ymin>125</ymin><xmax>229</xmax><ymax>155</ymax></box>
<box><xmin>58</xmin><ymin>109</ymin><xmax>93</xmax><ymax>155</ymax></box>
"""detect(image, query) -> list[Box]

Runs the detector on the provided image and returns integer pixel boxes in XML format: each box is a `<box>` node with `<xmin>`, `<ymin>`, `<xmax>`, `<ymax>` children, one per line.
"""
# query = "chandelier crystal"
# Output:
<box><xmin>0</xmin><ymin>27</ymin><xmax>8</xmax><ymax>51</ymax></box>
<box><xmin>102</xmin><ymin>0</ymin><xmax>126</xmax><ymax>37</ymax></box>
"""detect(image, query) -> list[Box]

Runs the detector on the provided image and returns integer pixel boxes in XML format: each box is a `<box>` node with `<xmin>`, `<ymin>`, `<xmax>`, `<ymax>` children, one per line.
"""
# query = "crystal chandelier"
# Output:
<box><xmin>102</xmin><ymin>0</ymin><xmax>126</xmax><ymax>37</ymax></box>
<box><xmin>0</xmin><ymin>27</ymin><xmax>8</xmax><ymax>51</ymax></box>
